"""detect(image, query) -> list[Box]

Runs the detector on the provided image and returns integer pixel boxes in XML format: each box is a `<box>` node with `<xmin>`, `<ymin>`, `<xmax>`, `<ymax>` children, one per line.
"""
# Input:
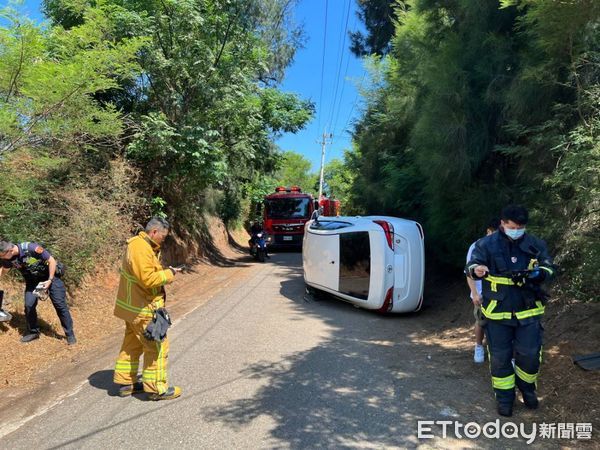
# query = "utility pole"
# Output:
<box><xmin>317</xmin><ymin>130</ymin><xmax>333</xmax><ymax>201</ymax></box>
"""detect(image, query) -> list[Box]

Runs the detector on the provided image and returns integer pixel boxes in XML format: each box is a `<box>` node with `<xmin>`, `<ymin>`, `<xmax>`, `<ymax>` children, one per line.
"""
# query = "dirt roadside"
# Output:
<box><xmin>0</xmin><ymin>219</ymin><xmax>257</xmax><ymax>436</ymax></box>
<box><xmin>419</xmin><ymin>269</ymin><xmax>600</xmax><ymax>432</ymax></box>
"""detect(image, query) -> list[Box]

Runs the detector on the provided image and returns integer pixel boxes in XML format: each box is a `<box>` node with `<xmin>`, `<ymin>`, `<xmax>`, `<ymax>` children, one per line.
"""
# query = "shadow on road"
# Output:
<box><xmin>88</xmin><ymin>370</ymin><xmax>156</xmax><ymax>402</ymax></box>
<box><xmin>88</xmin><ymin>370</ymin><xmax>121</xmax><ymax>397</ymax></box>
<box><xmin>202</xmin><ymin>253</ymin><xmax>550</xmax><ymax>448</ymax></box>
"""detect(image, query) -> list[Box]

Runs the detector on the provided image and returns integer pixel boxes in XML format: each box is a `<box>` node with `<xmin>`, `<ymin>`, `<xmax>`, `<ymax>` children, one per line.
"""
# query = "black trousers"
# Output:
<box><xmin>485</xmin><ymin>319</ymin><xmax>543</xmax><ymax>406</ymax></box>
<box><xmin>24</xmin><ymin>278</ymin><xmax>74</xmax><ymax>337</ymax></box>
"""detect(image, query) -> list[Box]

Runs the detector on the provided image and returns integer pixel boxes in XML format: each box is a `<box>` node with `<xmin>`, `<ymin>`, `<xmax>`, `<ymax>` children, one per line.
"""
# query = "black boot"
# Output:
<box><xmin>21</xmin><ymin>333</ymin><xmax>40</xmax><ymax>343</ymax></box>
<box><xmin>522</xmin><ymin>391</ymin><xmax>539</xmax><ymax>409</ymax></box>
<box><xmin>497</xmin><ymin>403</ymin><xmax>513</xmax><ymax>417</ymax></box>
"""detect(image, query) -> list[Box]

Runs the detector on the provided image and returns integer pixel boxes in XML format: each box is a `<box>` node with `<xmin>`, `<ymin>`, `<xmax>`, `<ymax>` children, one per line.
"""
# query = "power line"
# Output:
<box><xmin>326</xmin><ymin>0</ymin><xmax>351</xmax><ymax>131</ymax></box>
<box><xmin>316</xmin><ymin>0</ymin><xmax>329</xmax><ymax>135</ymax></box>
<box><xmin>339</xmin><ymin>71</ymin><xmax>367</xmax><ymax>139</ymax></box>
<box><xmin>331</xmin><ymin>15</ymin><xmax>357</xmax><ymax>136</ymax></box>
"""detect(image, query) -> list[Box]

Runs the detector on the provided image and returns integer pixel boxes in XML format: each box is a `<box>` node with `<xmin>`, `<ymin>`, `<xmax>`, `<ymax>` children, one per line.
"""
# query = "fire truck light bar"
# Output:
<box><xmin>274</xmin><ymin>186</ymin><xmax>302</xmax><ymax>193</ymax></box>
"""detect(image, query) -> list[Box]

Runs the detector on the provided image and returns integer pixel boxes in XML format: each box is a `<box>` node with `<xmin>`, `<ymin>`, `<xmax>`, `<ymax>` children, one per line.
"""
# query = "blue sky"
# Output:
<box><xmin>6</xmin><ymin>0</ymin><xmax>44</xmax><ymax>21</ymax></box>
<box><xmin>13</xmin><ymin>0</ymin><xmax>367</xmax><ymax>171</ymax></box>
<box><xmin>276</xmin><ymin>0</ymin><xmax>367</xmax><ymax>170</ymax></box>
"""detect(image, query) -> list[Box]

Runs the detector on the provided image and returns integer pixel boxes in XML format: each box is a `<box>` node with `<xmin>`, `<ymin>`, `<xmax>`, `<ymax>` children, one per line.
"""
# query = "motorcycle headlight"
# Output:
<box><xmin>257</xmin><ymin>233</ymin><xmax>263</xmax><ymax>238</ymax></box>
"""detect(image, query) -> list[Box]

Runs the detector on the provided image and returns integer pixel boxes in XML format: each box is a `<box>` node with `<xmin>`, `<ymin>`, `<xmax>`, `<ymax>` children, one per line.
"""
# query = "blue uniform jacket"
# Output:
<box><xmin>466</xmin><ymin>231</ymin><xmax>556</xmax><ymax>324</ymax></box>
<box><xmin>0</xmin><ymin>242</ymin><xmax>53</xmax><ymax>280</ymax></box>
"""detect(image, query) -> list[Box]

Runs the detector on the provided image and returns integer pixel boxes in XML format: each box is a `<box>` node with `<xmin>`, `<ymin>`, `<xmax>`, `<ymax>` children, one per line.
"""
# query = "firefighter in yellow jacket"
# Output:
<box><xmin>113</xmin><ymin>217</ymin><xmax>182</xmax><ymax>400</ymax></box>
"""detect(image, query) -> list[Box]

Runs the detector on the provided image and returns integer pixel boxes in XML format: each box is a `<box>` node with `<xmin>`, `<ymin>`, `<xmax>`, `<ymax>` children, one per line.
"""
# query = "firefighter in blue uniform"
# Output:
<box><xmin>0</xmin><ymin>240</ymin><xmax>76</xmax><ymax>344</ymax></box>
<box><xmin>466</xmin><ymin>205</ymin><xmax>555</xmax><ymax>417</ymax></box>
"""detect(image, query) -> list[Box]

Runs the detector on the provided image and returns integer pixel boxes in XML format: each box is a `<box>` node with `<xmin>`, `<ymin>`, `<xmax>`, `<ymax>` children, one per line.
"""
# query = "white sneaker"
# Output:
<box><xmin>474</xmin><ymin>344</ymin><xmax>485</xmax><ymax>363</ymax></box>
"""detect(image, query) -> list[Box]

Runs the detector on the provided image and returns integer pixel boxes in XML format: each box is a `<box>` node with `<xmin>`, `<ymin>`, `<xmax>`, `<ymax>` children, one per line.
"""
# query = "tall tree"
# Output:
<box><xmin>350</xmin><ymin>0</ymin><xmax>405</xmax><ymax>56</ymax></box>
<box><xmin>0</xmin><ymin>5</ymin><xmax>142</xmax><ymax>155</ymax></box>
<box><xmin>275</xmin><ymin>151</ymin><xmax>318</xmax><ymax>193</ymax></box>
<box><xmin>346</xmin><ymin>0</ymin><xmax>599</xmax><ymax>299</ymax></box>
<box><xmin>43</xmin><ymin>0</ymin><xmax>314</xmax><ymax>226</ymax></box>
<box><xmin>322</xmin><ymin>158</ymin><xmax>353</xmax><ymax>206</ymax></box>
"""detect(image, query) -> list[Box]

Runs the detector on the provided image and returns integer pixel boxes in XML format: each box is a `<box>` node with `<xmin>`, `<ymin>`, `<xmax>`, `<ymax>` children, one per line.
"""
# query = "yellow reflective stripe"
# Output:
<box><xmin>515</xmin><ymin>365</ymin><xmax>537</xmax><ymax>384</ymax></box>
<box><xmin>115</xmin><ymin>299</ymin><xmax>155</xmax><ymax>317</ymax></box>
<box><xmin>482</xmin><ymin>300</ymin><xmax>544</xmax><ymax>321</ymax></box>
<box><xmin>541</xmin><ymin>266</ymin><xmax>554</xmax><ymax>276</ymax></box>
<box><xmin>159</xmin><ymin>270</ymin><xmax>167</xmax><ymax>286</ymax></box>
<box><xmin>125</xmin><ymin>277</ymin><xmax>132</xmax><ymax>306</ymax></box>
<box><xmin>119</xmin><ymin>269</ymin><xmax>138</xmax><ymax>283</ymax></box>
<box><xmin>515</xmin><ymin>301</ymin><xmax>545</xmax><ymax>319</ymax></box>
<box><xmin>157</xmin><ymin>341</ymin><xmax>166</xmax><ymax>394</ymax></box>
<box><xmin>492</xmin><ymin>374</ymin><xmax>515</xmax><ymax>390</ymax></box>
<box><xmin>140</xmin><ymin>342</ymin><xmax>167</xmax><ymax>393</ymax></box>
<box><xmin>481</xmin><ymin>300</ymin><xmax>512</xmax><ymax>320</ymax></box>
<box><xmin>484</xmin><ymin>275</ymin><xmax>516</xmax><ymax>293</ymax></box>
<box><xmin>115</xmin><ymin>361</ymin><xmax>139</xmax><ymax>369</ymax></box>
<box><xmin>120</xmin><ymin>269</ymin><xmax>139</xmax><ymax>283</ymax></box>
<box><xmin>115</xmin><ymin>364</ymin><xmax>138</xmax><ymax>374</ymax></box>
<box><xmin>486</xmin><ymin>275</ymin><xmax>515</xmax><ymax>285</ymax></box>
<box><xmin>142</xmin><ymin>370</ymin><xmax>156</xmax><ymax>382</ymax></box>
<box><xmin>119</xmin><ymin>269</ymin><xmax>137</xmax><ymax>306</ymax></box>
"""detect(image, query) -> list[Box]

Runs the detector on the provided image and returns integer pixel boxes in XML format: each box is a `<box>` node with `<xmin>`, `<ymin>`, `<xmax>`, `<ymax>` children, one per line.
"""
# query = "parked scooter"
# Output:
<box><xmin>249</xmin><ymin>231</ymin><xmax>269</xmax><ymax>262</ymax></box>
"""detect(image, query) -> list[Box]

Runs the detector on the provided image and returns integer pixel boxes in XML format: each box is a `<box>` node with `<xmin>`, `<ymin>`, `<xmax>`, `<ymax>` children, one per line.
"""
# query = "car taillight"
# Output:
<box><xmin>416</xmin><ymin>222</ymin><xmax>424</xmax><ymax>240</ymax></box>
<box><xmin>377</xmin><ymin>286</ymin><xmax>394</xmax><ymax>313</ymax></box>
<box><xmin>374</xmin><ymin>220</ymin><xmax>394</xmax><ymax>250</ymax></box>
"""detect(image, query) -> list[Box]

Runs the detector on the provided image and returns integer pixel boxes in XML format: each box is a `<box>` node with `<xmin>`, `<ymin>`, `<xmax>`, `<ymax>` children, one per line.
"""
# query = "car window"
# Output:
<box><xmin>309</xmin><ymin>220</ymin><xmax>353</xmax><ymax>230</ymax></box>
<box><xmin>339</xmin><ymin>232</ymin><xmax>370</xmax><ymax>300</ymax></box>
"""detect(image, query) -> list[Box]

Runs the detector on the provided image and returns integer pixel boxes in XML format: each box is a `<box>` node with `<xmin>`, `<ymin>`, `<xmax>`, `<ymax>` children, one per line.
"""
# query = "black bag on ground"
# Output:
<box><xmin>143</xmin><ymin>307</ymin><xmax>171</xmax><ymax>342</ymax></box>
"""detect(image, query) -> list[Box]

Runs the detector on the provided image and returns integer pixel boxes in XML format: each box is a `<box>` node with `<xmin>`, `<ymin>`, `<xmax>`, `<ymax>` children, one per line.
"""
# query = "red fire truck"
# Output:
<box><xmin>263</xmin><ymin>186</ymin><xmax>315</xmax><ymax>248</ymax></box>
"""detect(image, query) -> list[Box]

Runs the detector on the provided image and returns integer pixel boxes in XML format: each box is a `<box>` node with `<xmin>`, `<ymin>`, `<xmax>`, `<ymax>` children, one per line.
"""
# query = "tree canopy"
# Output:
<box><xmin>346</xmin><ymin>0</ymin><xmax>599</xmax><ymax>300</ymax></box>
<box><xmin>0</xmin><ymin>0</ymin><xmax>314</xmax><ymax>282</ymax></box>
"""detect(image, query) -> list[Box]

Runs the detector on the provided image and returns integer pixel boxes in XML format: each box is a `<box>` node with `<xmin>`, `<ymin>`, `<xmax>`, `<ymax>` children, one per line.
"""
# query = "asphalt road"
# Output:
<box><xmin>2</xmin><ymin>253</ymin><xmax>566</xmax><ymax>449</ymax></box>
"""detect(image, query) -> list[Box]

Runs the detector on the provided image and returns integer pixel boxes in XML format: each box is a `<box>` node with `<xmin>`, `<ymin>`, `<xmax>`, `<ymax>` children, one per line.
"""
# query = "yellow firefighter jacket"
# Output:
<box><xmin>114</xmin><ymin>231</ymin><xmax>174</xmax><ymax>322</ymax></box>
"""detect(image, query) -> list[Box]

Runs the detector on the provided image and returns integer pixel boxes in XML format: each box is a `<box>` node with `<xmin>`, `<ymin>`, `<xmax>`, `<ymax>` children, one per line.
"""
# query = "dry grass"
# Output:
<box><xmin>0</xmin><ymin>216</ymin><xmax>249</xmax><ymax>390</ymax></box>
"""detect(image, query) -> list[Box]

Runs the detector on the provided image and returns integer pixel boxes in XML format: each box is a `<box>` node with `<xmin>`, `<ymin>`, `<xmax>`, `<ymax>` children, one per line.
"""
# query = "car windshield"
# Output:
<box><xmin>265</xmin><ymin>198</ymin><xmax>310</xmax><ymax>219</ymax></box>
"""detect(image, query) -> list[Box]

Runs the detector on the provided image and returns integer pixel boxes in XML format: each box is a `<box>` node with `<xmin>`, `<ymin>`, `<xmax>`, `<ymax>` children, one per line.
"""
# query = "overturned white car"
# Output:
<box><xmin>303</xmin><ymin>216</ymin><xmax>425</xmax><ymax>313</ymax></box>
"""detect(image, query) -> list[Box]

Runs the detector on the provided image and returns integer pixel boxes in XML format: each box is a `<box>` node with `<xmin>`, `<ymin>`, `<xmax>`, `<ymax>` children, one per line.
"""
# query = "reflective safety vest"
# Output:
<box><xmin>480</xmin><ymin>275</ymin><xmax>546</xmax><ymax>321</ymax></box>
<box><xmin>114</xmin><ymin>232</ymin><xmax>174</xmax><ymax>322</ymax></box>
<box><xmin>466</xmin><ymin>231</ymin><xmax>555</xmax><ymax>323</ymax></box>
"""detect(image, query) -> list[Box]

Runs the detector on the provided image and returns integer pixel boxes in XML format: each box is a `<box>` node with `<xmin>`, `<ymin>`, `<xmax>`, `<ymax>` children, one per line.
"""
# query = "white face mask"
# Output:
<box><xmin>505</xmin><ymin>228</ymin><xmax>525</xmax><ymax>240</ymax></box>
